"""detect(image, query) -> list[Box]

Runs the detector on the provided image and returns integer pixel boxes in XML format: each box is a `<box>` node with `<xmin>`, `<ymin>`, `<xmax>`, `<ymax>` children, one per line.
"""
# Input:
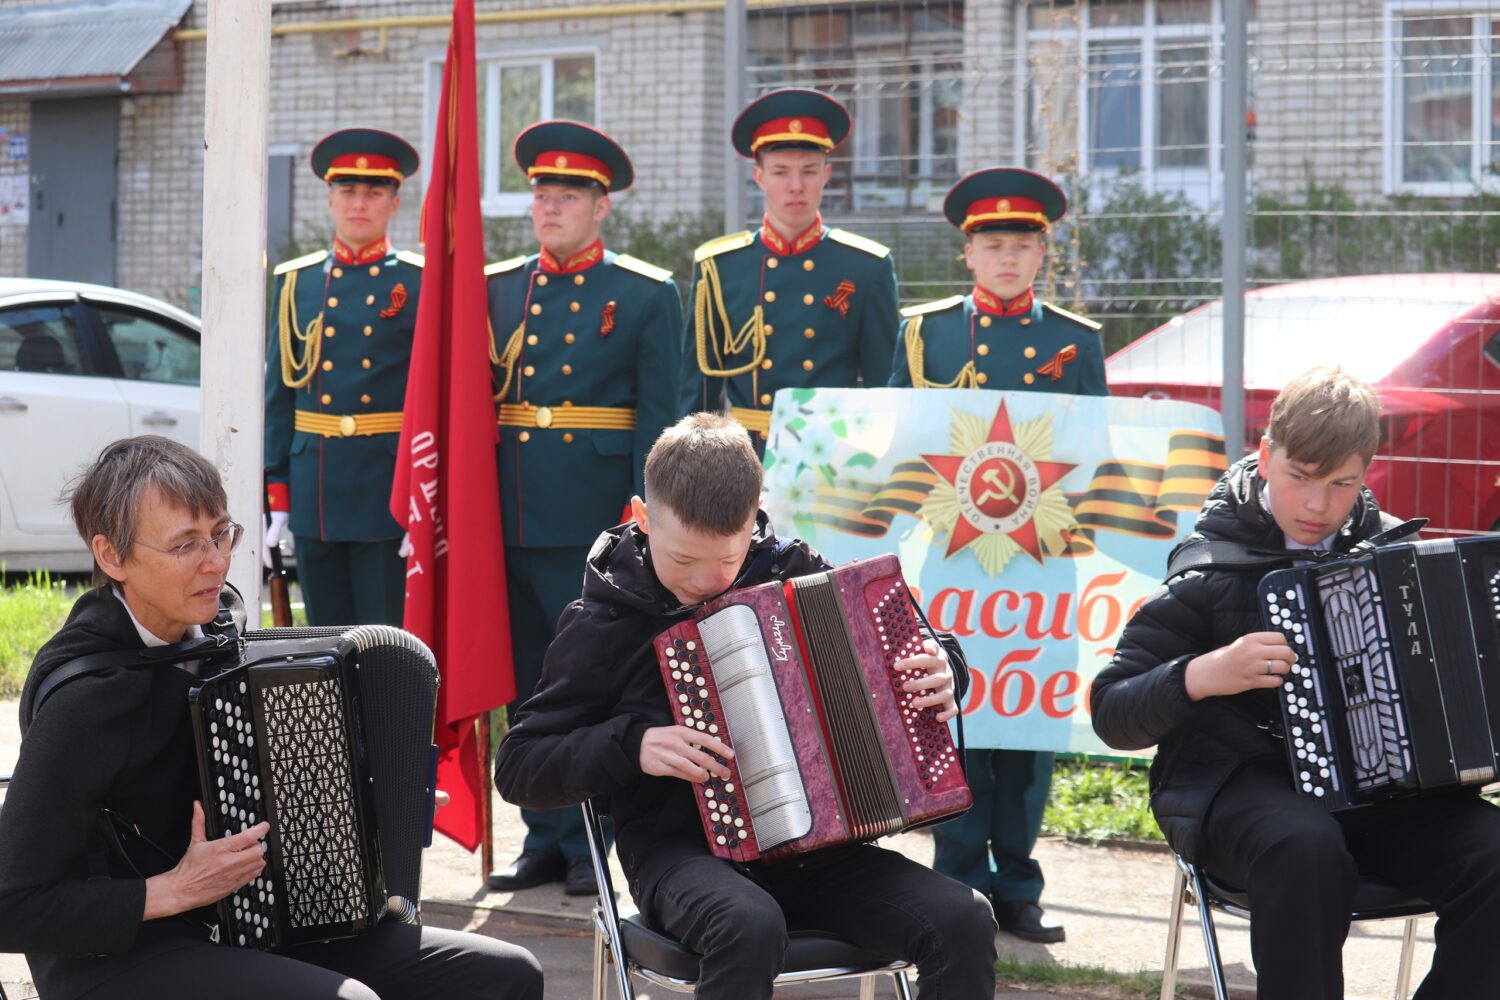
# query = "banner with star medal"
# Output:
<box><xmin>761</xmin><ymin>387</ymin><xmax>1228</xmax><ymax>753</ymax></box>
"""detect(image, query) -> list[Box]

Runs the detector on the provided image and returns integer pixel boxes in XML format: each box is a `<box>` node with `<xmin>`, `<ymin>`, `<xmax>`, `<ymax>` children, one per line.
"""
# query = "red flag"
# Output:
<box><xmin>391</xmin><ymin>0</ymin><xmax>513</xmax><ymax>851</ymax></box>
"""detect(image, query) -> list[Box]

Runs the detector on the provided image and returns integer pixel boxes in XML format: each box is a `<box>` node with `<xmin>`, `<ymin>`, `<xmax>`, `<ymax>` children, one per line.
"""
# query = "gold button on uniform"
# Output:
<box><xmin>802</xmin><ymin>293</ymin><xmax>814</xmax><ymax>305</ymax></box>
<box><xmin>361</xmin><ymin>393</ymin><xmax>371</xmax><ymax>404</ymax></box>
<box><xmin>561</xmin><ymin>364</ymin><xmax>573</xmax><ymax>375</ymax></box>
<box><xmin>1023</xmin><ymin>372</ymin><xmax>1036</xmax><ymax>384</ymax></box>
<box><xmin>332</xmin><ymin>267</ymin><xmax>344</xmax><ymax>278</ymax></box>
<box><xmin>519</xmin><ymin>431</ymin><xmax>531</xmax><ymax>442</ymax></box>
<box><xmin>760</xmin><ymin>393</ymin><xmax>772</xmax><ymax>405</ymax></box>
<box><xmin>803</xmin><ymin>259</ymin><xmax>815</xmax><ymax>271</ymax></box>
<box><xmin>361</xmin><ymin>359</ymin><xmax>372</xmax><ymax>369</ymax></box>
<box><xmin>563</xmin><ymin>432</ymin><xmax>575</xmax><ymax>443</ymax></box>
<box><xmin>570</xmin><ymin>302</ymin><xmax>580</xmax><ymax>313</ymax></box>
<box><xmin>802</xmin><ymin>359</ymin><xmax>814</xmax><ymax>371</ymax></box>
<box><xmin>320</xmin><ymin>393</ymin><xmax>332</xmax><ymax>404</ymax></box>
<box><xmin>537</xmin><ymin>275</ymin><xmax>549</xmax><ymax>286</ymax></box>
<box><xmin>976</xmin><ymin>373</ymin><xmax>989</xmax><ymax>385</ymax></box>
<box><xmin>327</xmin><ymin>296</ymin><xmax>339</xmax><ymax>308</ymax></box>
<box><xmin>764</xmin><ymin>291</ymin><xmax>777</xmax><ymax>303</ymax></box>
<box><xmin>761</xmin><ymin>359</ymin><xmax>773</xmax><ymax>370</ymax></box>
<box><xmin>324</xmin><ymin>326</ymin><xmax>336</xmax><ymax>338</ymax></box>
<box><xmin>322</xmin><ymin>359</ymin><xmax>334</xmax><ymax>371</ymax></box>
<box><xmin>523</xmin><ymin>365</ymin><xmax>535</xmax><ymax>377</ymax></box>
<box><xmin>530</xmin><ymin>304</ymin><xmax>542</xmax><ymax>315</ymax></box>
<box><xmin>764</xmin><ymin>325</ymin><xmax>774</xmax><ymax>335</ymax></box>
<box><xmin>979</xmin><ymin>316</ymin><xmax>992</xmax><ymax>328</ymax></box>
<box><xmin>574</xmin><ymin>274</ymin><xmax>585</xmax><ymax>285</ymax></box>
<box><xmin>527</xmin><ymin>334</ymin><xmax>539</xmax><ymax>346</ymax></box>
<box><xmin>804</xmin><ymin>328</ymin><xmax>815</xmax><ymax>339</ymax></box>
<box><xmin>564</xmin><ymin>333</ymin><xmax>575</xmax><ymax>344</ymax></box>
<box><xmin>363</xmin><ymin>325</ymin><xmax>373</xmax><ymax>336</ymax></box>
<box><xmin>1024</xmin><ymin>346</ymin><xmax>1037</xmax><ymax>359</ymax></box>
<box><xmin>365</xmin><ymin>294</ymin><xmax>376</xmax><ymax>305</ymax></box>
<box><xmin>977</xmin><ymin>344</ymin><xmax>990</xmax><ymax>356</ymax></box>
<box><xmin>766</xmin><ymin>258</ymin><xmax>779</xmax><ymax>269</ymax></box>
<box><xmin>1020</xmin><ymin>317</ymin><xmax>1032</xmax><ymax>326</ymax></box>
<box><xmin>369</xmin><ymin>265</ymin><xmax>380</xmax><ymax>277</ymax></box>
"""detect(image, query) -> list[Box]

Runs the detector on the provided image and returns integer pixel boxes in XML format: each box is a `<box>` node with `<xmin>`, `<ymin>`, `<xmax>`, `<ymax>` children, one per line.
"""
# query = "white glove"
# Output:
<box><xmin>262</xmin><ymin>511</ymin><xmax>290</xmax><ymax>569</ymax></box>
<box><xmin>398</xmin><ymin>532</ymin><xmax>413</xmax><ymax>558</ymax></box>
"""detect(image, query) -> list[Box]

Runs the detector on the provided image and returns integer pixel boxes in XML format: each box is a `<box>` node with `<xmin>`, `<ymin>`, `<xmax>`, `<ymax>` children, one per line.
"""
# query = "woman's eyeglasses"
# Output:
<box><xmin>136</xmin><ymin>522</ymin><xmax>245</xmax><ymax>563</ymax></box>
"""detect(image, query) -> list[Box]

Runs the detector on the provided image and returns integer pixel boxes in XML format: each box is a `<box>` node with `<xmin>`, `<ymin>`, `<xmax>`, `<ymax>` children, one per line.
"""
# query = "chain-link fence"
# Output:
<box><xmin>744</xmin><ymin>0</ymin><xmax>1500</xmax><ymax>538</ymax></box>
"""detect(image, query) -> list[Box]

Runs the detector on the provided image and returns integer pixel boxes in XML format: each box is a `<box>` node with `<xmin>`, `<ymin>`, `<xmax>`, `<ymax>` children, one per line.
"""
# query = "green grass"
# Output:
<box><xmin>997</xmin><ymin>956</ymin><xmax>1177</xmax><ymax>998</ymax></box>
<box><xmin>1043</xmin><ymin>756</ymin><xmax>1163</xmax><ymax>845</ymax></box>
<box><xmin>0</xmin><ymin>571</ymin><xmax>77</xmax><ymax>698</ymax></box>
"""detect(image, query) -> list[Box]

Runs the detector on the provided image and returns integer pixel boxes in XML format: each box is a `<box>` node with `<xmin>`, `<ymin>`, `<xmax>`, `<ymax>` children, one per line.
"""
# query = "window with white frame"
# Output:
<box><xmin>1023</xmin><ymin>0</ymin><xmax>1220</xmax><ymax>197</ymax></box>
<box><xmin>1386</xmin><ymin>9</ymin><xmax>1495</xmax><ymax>194</ymax></box>
<box><xmin>428</xmin><ymin>51</ymin><xmax>598</xmax><ymax>215</ymax></box>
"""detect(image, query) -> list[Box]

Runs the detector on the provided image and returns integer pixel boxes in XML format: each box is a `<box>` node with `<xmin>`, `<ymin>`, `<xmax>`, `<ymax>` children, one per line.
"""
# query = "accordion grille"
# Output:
<box><xmin>696</xmin><ymin>605</ymin><xmax>812</xmax><ymax>851</ymax></box>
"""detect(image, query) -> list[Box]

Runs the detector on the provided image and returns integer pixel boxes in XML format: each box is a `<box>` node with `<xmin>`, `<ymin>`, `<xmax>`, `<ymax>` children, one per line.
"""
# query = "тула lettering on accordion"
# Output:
<box><xmin>652</xmin><ymin>554</ymin><xmax>973</xmax><ymax>863</ymax></box>
<box><xmin>189</xmin><ymin>624</ymin><xmax>439</xmax><ymax>949</ymax></box>
<box><xmin>1259</xmin><ymin>536</ymin><xmax>1500</xmax><ymax>811</ymax></box>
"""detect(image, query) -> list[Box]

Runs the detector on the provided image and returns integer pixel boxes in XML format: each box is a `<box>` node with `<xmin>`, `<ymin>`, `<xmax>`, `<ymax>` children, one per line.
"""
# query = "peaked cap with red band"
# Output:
<box><xmin>514</xmin><ymin>120</ymin><xmax>634</xmax><ymax>193</ymax></box>
<box><xmin>943</xmin><ymin>167</ymin><xmax>1068</xmax><ymax>234</ymax></box>
<box><xmin>731</xmin><ymin>88</ymin><xmax>851</xmax><ymax>159</ymax></box>
<box><xmin>311</xmin><ymin>128</ymin><xmax>420</xmax><ymax>185</ymax></box>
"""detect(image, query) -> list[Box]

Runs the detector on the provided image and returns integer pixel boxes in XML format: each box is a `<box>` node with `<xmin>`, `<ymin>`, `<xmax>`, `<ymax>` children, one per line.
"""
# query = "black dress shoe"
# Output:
<box><xmin>993</xmin><ymin>900</ymin><xmax>1066</xmax><ymax>943</ymax></box>
<box><xmin>564</xmin><ymin>856</ymin><xmax>599</xmax><ymax>897</ymax></box>
<box><xmin>487</xmin><ymin>850</ymin><xmax>565</xmax><ymax>891</ymax></box>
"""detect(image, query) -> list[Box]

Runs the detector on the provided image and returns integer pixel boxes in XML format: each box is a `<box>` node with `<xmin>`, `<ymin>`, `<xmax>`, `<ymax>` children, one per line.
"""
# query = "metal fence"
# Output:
<box><xmin>740</xmin><ymin>0</ymin><xmax>1500</xmax><ymax>539</ymax></box>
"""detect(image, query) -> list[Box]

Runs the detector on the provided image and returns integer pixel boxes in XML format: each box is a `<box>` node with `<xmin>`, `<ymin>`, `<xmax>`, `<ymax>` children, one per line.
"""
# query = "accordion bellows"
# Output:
<box><xmin>1260</xmin><ymin>537</ymin><xmax>1500</xmax><ymax>811</ymax></box>
<box><xmin>189</xmin><ymin>625</ymin><xmax>439</xmax><ymax>949</ymax></box>
<box><xmin>653</xmin><ymin>554</ymin><xmax>972</xmax><ymax>863</ymax></box>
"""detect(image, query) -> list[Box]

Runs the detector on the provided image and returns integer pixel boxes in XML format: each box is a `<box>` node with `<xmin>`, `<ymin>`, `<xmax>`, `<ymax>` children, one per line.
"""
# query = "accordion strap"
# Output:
<box><xmin>26</xmin><ymin>634</ymin><xmax>236</xmax><ymax>728</ymax></box>
<box><xmin>903</xmin><ymin>586</ymin><xmax>971</xmax><ymax>774</ymax></box>
<box><xmin>1164</xmin><ymin>516</ymin><xmax>1427</xmax><ymax>583</ymax></box>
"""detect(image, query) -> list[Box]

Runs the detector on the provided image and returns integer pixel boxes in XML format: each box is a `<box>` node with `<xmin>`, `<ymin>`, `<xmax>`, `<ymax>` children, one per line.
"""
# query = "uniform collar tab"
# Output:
<box><xmin>973</xmin><ymin>285</ymin><xmax>1034</xmax><ymax>317</ymax></box>
<box><xmin>760</xmin><ymin>214</ymin><xmax>823</xmax><ymax>256</ymax></box>
<box><xmin>539</xmin><ymin>239</ymin><xmax>605</xmax><ymax>274</ymax></box>
<box><xmin>333</xmin><ymin>236</ymin><xmax>392</xmax><ymax>265</ymax></box>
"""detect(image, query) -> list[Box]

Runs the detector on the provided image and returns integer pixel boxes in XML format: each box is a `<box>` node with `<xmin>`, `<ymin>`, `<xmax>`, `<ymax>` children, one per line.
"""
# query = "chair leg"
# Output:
<box><xmin>592</xmin><ymin>925</ymin><xmax>607</xmax><ymax>1000</ymax></box>
<box><xmin>891</xmin><ymin>967</ymin><xmax>915</xmax><ymax>1000</ymax></box>
<box><xmin>1188</xmin><ymin>866</ymin><xmax>1231</xmax><ymax>1000</ymax></box>
<box><xmin>1161</xmin><ymin>865</ymin><xmax>1187</xmax><ymax>1000</ymax></box>
<box><xmin>858</xmin><ymin>975</ymin><xmax>875</xmax><ymax>1000</ymax></box>
<box><xmin>1395</xmin><ymin>915</ymin><xmax>1419</xmax><ymax>1000</ymax></box>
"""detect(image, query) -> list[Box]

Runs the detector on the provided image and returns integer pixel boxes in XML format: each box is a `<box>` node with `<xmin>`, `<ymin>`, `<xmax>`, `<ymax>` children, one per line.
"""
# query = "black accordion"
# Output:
<box><xmin>189</xmin><ymin>625</ymin><xmax>439</xmax><ymax>949</ymax></box>
<box><xmin>1259</xmin><ymin>537</ymin><xmax>1500</xmax><ymax>811</ymax></box>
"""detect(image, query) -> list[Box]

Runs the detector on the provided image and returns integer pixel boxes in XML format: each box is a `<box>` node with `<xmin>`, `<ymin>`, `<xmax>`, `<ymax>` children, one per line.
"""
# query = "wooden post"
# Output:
<box><xmin>479</xmin><ymin>714</ymin><xmax>494</xmax><ymax>880</ymax></box>
<box><xmin>200</xmin><ymin>0</ymin><xmax>272</xmax><ymax>608</ymax></box>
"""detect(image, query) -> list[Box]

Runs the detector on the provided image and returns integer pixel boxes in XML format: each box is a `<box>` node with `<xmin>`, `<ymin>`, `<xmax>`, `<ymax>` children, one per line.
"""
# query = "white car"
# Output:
<box><xmin>0</xmin><ymin>278</ymin><xmax>201</xmax><ymax>572</ymax></box>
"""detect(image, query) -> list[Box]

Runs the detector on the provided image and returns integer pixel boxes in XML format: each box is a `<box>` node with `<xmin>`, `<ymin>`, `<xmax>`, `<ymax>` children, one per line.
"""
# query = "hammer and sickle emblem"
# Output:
<box><xmin>978</xmin><ymin>464</ymin><xmax>1020</xmax><ymax>507</ymax></box>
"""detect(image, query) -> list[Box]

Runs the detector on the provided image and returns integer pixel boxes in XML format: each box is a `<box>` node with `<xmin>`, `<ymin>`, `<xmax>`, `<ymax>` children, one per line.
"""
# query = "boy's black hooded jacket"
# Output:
<box><xmin>493</xmin><ymin>512</ymin><xmax>831</xmax><ymax>909</ymax></box>
<box><xmin>1089</xmin><ymin>455</ymin><xmax>1402</xmax><ymax>860</ymax></box>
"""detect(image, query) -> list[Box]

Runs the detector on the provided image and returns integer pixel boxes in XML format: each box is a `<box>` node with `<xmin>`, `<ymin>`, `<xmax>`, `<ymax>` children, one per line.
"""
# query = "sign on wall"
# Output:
<box><xmin>762</xmin><ymin>387</ymin><xmax>1227</xmax><ymax>753</ymax></box>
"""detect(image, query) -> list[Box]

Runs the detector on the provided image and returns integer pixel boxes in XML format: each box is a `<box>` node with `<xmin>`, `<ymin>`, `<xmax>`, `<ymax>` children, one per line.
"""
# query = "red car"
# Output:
<box><xmin>1105</xmin><ymin>274</ymin><xmax>1500</xmax><ymax>539</ymax></box>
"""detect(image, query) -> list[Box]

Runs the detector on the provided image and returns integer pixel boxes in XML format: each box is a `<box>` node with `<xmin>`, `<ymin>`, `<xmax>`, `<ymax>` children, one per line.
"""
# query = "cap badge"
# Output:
<box><xmin>998</xmin><ymin>199</ymin><xmax>1011</xmax><ymax>212</ymax></box>
<box><xmin>556</xmin><ymin>155</ymin><xmax>569</xmax><ymax>168</ymax></box>
<box><xmin>789</xmin><ymin>118</ymin><xmax>803</xmax><ymax>133</ymax></box>
<box><xmin>356</xmin><ymin>156</ymin><xmax>369</xmax><ymax>169</ymax></box>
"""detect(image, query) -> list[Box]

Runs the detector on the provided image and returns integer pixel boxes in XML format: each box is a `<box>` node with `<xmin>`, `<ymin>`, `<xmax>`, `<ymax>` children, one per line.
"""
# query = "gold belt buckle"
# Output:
<box><xmin>338</xmin><ymin>415</ymin><xmax>357</xmax><ymax>437</ymax></box>
<box><xmin>535</xmin><ymin>406</ymin><xmax>554</xmax><ymax>429</ymax></box>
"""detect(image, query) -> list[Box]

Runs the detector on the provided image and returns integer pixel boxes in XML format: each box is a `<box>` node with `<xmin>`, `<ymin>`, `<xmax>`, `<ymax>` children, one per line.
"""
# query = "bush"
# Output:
<box><xmin>0</xmin><ymin>572</ymin><xmax>76</xmax><ymax>699</ymax></box>
<box><xmin>1043</xmin><ymin>756</ymin><xmax>1163</xmax><ymax>844</ymax></box>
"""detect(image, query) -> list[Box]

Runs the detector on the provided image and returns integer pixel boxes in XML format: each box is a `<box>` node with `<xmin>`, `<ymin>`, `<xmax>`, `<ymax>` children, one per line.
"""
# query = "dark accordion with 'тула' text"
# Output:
<box><xmin>189</xmin><ymin>625</ymin><xmax>439</xmax><ymax>949</ymax></box>
<box><xmin>652</xmin><ymin>554</ymin><xmax>972</xmax><ymax>863</ymax></box>
<box><xmin>1258</xmin><ymin>537</ymin><xmax>1500</xmax><ymax>811</ymax></box>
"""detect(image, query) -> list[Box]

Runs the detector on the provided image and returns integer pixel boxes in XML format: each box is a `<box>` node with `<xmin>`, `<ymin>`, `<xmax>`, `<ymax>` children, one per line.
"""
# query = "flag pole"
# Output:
<box><xmin>479</xmin><ymin>714</ymin><xmax>494</xmax><ymax>880</ymax></box>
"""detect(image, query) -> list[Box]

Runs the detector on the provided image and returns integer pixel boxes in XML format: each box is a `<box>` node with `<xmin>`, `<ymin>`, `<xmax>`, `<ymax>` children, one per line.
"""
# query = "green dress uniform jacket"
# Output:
<box><xmin>889</xmin><ymin>294</ymin><xmax>1108</xmax><ymax>396</ymax></box>
<box><xmin>678</xmin><ymin>224</ymin><xmax>899</xmax><ymax>436</ymax></box>
<box><xmin>487</xmin><ymin>247</ymin><xmax>682</xmax><ymax>549</ymax></box>
<box><xmin>263</xmin><ymin>245</ymin><xmax>423</xmax><ymax>542</ymax></box>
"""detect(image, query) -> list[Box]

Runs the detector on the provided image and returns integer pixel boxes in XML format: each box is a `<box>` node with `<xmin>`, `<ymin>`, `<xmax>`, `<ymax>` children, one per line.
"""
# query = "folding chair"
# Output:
<box><xmin>1160</xmin><ymin>852</ymin><xmax>1431</xmax><ymax>1000</ymax></box>
<box><xmin>581</xmin><ymin>799</ymin><xmax>915</xmax><ymax>999</ymax></box>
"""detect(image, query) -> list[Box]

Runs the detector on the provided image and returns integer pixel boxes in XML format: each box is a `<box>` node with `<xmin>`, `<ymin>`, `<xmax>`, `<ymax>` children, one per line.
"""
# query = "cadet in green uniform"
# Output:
<box><xmin>264</xmin><ymin>129</ymin><xmax>423</xmax><ymax>627</ymax></box>
<box><xmin>892</xmin><ymin>167</ymin><xmax>1107</xmax><ymax>943</ymax></box>
<box><xmin>485</xmin><ymin>121</ymin><xmax>681</xmax><ymax>897</ymax></box>
<box><xmin>679</xmin><ymin>88</ymin><xmax>898</xmax><ymax>443</ymax></box>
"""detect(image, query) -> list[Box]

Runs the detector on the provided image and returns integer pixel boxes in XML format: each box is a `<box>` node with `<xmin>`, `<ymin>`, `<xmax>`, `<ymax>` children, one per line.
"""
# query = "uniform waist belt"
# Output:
<box><xmin>294</xmin><ymin>410</ymin><xmax>404</xmax><ymax>437</ymax></box>
<box><xmin>729</xmin><ymin>406</ymin><xmax>772</xmax><ymax>434</ymax></box>
<box><xmin>497</xmin><ymin>404</ymin><xmax>636</xmax><ymax>430</ymax></box>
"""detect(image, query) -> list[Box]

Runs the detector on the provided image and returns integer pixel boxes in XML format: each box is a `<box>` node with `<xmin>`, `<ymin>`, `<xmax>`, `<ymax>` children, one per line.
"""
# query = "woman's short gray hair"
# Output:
<box><xmin>67</xmin><ymin>436</ymin><xmax>227</xmax><ymax>586</ymax></box>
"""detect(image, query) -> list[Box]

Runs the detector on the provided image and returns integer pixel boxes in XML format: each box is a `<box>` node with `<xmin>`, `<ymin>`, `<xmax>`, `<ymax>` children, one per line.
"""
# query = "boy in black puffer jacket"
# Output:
<box><xmin>493</xmin><ymin>413</ymin><xmax>997</xmax><ymax>1000</ymax></box>
<box><xmin>1091</xmin><ymin>367</ymin><xmax>1500</xmax><ymax>1000</ymax></box>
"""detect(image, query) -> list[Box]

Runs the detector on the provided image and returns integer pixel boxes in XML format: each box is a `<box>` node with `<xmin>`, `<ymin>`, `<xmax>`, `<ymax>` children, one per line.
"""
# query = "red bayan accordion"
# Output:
<box><xmin>652</xmin><ymin>554</ymin><xmax>972</xmax><ymax>863</ymax></box>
